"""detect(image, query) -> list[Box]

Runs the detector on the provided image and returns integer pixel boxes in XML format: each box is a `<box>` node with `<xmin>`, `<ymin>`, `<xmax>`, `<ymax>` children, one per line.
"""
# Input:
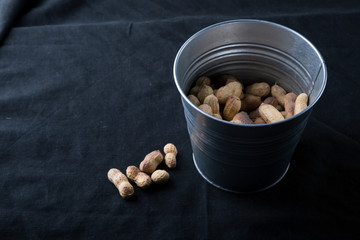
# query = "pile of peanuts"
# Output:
<box><xmin>107</xmin><ymin>143</ymin><xmax>178</xmax><ymax>199</ymax></box>
<box><xmin>187</xmin><ymin>75</ymin><xmax>308</xmax><ymax>124</ymax></box>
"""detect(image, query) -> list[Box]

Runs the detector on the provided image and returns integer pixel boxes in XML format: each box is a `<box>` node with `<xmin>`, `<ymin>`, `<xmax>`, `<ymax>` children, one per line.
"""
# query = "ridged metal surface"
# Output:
<box><xmin>173</xmin><ymin>19</ymin><xmax>327</xmax><ymax>193</ymax></box>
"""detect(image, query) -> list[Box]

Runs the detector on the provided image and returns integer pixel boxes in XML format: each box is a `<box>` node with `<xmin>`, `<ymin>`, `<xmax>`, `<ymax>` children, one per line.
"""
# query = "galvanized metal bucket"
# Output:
<box><xmin>173</xmin><ymin>19</ymin><xmax>327</xmax><ymax>193</ymax></box>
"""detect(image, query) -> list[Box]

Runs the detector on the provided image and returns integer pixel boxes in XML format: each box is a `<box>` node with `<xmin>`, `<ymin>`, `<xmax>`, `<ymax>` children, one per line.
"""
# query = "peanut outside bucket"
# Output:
<box><xmin>173</xmin><ymin>19</ymin><xmax>327</xmax><ymax>193</ymax></box>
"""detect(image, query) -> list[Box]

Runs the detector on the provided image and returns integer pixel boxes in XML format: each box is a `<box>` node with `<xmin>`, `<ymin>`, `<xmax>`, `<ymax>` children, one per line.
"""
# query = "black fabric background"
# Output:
<box><xmin>0</xmin><ymin>0</ymin><xmax>359</xmax><ymax>239</ymax></box>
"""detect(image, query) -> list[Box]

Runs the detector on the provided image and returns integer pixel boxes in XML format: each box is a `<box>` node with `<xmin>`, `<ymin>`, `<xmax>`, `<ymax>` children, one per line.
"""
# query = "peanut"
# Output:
<box><xmin>246</xmin><ymin>82</ymin><xmax>270</xmax><ymax>98</ymax></box>
<box><xmin>294</xmin><ymin>93</ymin><xmax>308</xmax><ymax>114</ymax></box>
<box><xmin>213</xmin><ymin>113</ymin><xmax>222</xmax><ymax>119</ymax></box>
<box><xmin>189</xmin><ymin>85</ymin><xmax>201</xmax><ymax>95</ymax></box>
<box><xmin>259</xmin><ymin>104</ymin><xmax>285</xmax><ymax>123</ymax></box>
<box><xmin>284</xmin><ymin>92</ymin><xmax>297</xmax><ymax>119</ymax></box>
<box><xmin>198</xmin><ymin>104</ymin><xmax>213</xmax><ymax>115</ymax></box>
<box><xmin>254</xmin><ymin>117</ymin><xmax>266</xmax><ymax>124</ymax></box>
<box><xmin>108</xmin><ymin>168</ymin><xmax>134</xmax><ymax>199</ymax></box>
<box><xmin>215</xmin><ymin>81</ymin><xmax>242</xmax><ymax>104</ymax></box>
<box><xmin>197</xmin><ymin>85</ymin><xmax>213</xmax><ymax>103</ymax></box>
<box><xmin>231</xmin><ymin>112</ymin><xmax>253</xmax><ymax>124</ymax></box>
<box><xmin>249</xmin><ymin>108</ymin><xmax>261</xmax><ymax>120</ymax></box>
<box><xmin>226</xmin><ymin>82</ymin><xmax>243</xmax><ymax>98</ymax></box>
<box><xmin>151</xmin><ymin>170</ymin><xmax>170</xmax><ymax>184</ymax></box>
<box><xmin>271</xmin><ymin>83</ymin><xmax>286</xmax><ymax>107</ymax></box>
<box><xmin>203</xmin><ymin>94</ymin><xmax>220</xmax><ymax>115</ymax></box>
<box><xmin>240</xmin><ymin>94</ymin><xmax>262</xmax><ymax>112</ymax></box>
<box><xmin>195</xmin><ymin>76</ymin><xmax>211</xmax><ymax>86</ymax></box>
<box><xmin>187</xmin><ymin>94</ymin><xmax>201</xmax><ymax>107</ymax></box>
<box><xmin>215</xmin><ymin>85</ymin><xmax>232</xmax><ymax>103</ymax></box>
<box><xmin>263</xmin><ymin>96</ymin><xmax>278</xmax><ymax>107</ymax></box>
<box><xmin>126</xmin><ymin>166</ymin><xmax>152</xmax><ymax>189</ymax></box>
<box><xmin>223</xmin><ymin>96</ymin><xmax>241</xmax><ymax>121</ymax></box>
<box><xmin>139</xmin><ymin>150</ymin><xmax>164</xmax><ymax>174</ymax></box>
<box><xmin>164</xmin><ymin>143</ymin><xmax>177</xmax><ymax>169</ymax></box>
<box><xmin>226</xmin><ymin>78</ymin><xmax>241</xmax><ymax>85</ymax></box>
<box><xmin>280</xmin><ymin>111</ymin><xmax>286</xmax><ymax>118</ymax></box>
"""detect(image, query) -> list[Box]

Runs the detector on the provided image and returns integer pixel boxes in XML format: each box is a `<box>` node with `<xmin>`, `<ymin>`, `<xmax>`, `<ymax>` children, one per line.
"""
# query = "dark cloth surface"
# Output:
<box><xmin>0</xmin><ymin>0</ymin><xmax>359</xmax><ymax>239</ymax></box>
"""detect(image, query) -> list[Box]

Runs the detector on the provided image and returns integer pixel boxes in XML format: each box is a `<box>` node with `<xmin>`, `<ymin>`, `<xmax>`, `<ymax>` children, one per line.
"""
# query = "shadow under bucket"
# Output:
<box><xmin>173</xmin><ymin>19</ymin><xmax>327</xmax><ymax>193</ymax></box>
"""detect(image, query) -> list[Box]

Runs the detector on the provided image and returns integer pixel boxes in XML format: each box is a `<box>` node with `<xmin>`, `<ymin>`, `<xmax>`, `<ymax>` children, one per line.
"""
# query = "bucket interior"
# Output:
<box><xmin>174</xmin><ymin>20</ymin><xmax>326</xmax><ymax>107</ymax></box>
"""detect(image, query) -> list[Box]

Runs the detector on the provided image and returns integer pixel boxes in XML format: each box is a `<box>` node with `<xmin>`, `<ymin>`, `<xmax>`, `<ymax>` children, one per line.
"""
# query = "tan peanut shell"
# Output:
<box><xmin>284</xmin><ymin>92</ymin><xmax>297</xmax><ymax>119</ymax></box>
<box><xmin>226</xmin><ymin>79</ymin><xmax>239</xmax><ymax>85</ymax></box>
<box><xmin>126</xmin><ymin>166</ymin><xmax>152</xmax><ymax>189</ymax></box>
<box><xmin>231</xmin><ymin>119</ymin><xmax>242</xmax><ymax>124</ymax></box>
<box><xmin>203</xmin><ymin>94</ymin><xmax>220</xmax><ymax>114</ymax></box>
<box><xmin>199</xmin><ymin>104</ymin><xmax>213</xmax><ymax>115</ymax></box>
<box><xmin>227</xmin><ymin>82</ymin><xmax>243</xmax><ymax>98</ymax></box>
<box><xmin>259</xmin><ymin>104</ymin><xmax>285</xmax><ymax>123</ymax></box>
<box><xmin>164</xmin><ymin>143</ymin><xmax>177</xmax><ymax>169</ymax></box>
<box><xmin>108</xmin><ymin>168</ymin><xmax>134</xmax><ymax>199</ymax></box>
<box><xmin>240</xmin><ymin>94</ymin><xmax>262</xmax><ymax>112</ymax></box>
<box><xmin>165</xmin><ymin>154</ymin><xmax>176</xmax><ymax>168</ymax></box>
<box><xmin>195</xmin><ymin>76</ymin><xmax>211</xmax><ymax>86</ymax></box>
<box><xmin>223</xmin><ymin>96</ymin><xmax>241</xmax><ymax>121</ymax></box>
<box><xmin>187</xmin><ymin>94</ymin><xmax>201</xmax><ymax>107</ymax></box>
<box><xmin>231</xmin><ymin>112</ymin><xmax>253</xmax><ymax>124</ymax></box>
<box><xmin>189</xmin><ymin>85</ymin><xmax>201</xmax><ymax>95</ymax></box>
<box><xmin>249</xmin><ymin>108</ymin><xmax>261</xmax><ymax>120</ymax></box>
<box><xmin>139</xmin><ymin>150</ymin><xmax>164</xmax><ymax>174</ymax></box>
<box><xmin>164</xmin><ymin>143</ymin><xmax>177</xmax><ymax>155</ymax></box>
<box><xmin>197</xmin><ymin>85</ymin><xmax>213</xmax><ymax>103</ymax></box>
<box><xmin>254</xmin><ymin>117</ymin><xmax>266</xmax><ymax>124</ymax></box>
<box><xmin>294</xmin><ymin>93</ymin><xmax>308</xmax><ymax>114</ymax></box>
<box><xmin>271</xmin><ymin>83</ymin><xmax>286</xmax><ymax>107</ymax></box>
<box><xmin>246</xmin><ymin>82</ymin><xmax>270</xmax><ymax>97</ymax></box>
<box><xmin>263</xmin><ymin>96</ymin><xmax>278</xmax><ymax>107</ymax></box>
<box><xmin>213</xmin><ymin>113</ymin><xmax>222</xmax><ymax>119</ymax></box>
<box><xmin>215</xmin><ymin>81</ymin><xmax>242</xmax><ymax>104</ymax></box>
<box><xmin>151</xmin><ymin>170</ymin><xmax>170</xmax><ymax>184</ymax></box>
<box><xmin>215</xmin><ymin>85</ymin><xmax>232</xmax><ymax>104</ymax></box>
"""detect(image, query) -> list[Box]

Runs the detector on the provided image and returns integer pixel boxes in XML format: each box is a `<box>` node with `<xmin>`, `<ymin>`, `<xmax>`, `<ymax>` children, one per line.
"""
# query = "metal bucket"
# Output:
<box><xmin>173</xmin><ymin>19</ymin><xmax>327</xmax><ymax>193</ymax></box>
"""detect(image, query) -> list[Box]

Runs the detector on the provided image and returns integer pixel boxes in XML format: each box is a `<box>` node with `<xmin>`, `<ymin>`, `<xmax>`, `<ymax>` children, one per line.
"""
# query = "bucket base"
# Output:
<box><xmin>193</xmin><ymin>154</ymin><xmax>290</xmax><ymax>194</ymax></box>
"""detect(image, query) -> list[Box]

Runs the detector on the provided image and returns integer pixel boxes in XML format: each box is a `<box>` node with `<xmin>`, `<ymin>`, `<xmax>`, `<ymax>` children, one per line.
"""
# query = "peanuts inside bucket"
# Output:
<box><xmin>187</xmin><ymin>75</ymin><xmax>309</xmax><ymax>124</ymax></box>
